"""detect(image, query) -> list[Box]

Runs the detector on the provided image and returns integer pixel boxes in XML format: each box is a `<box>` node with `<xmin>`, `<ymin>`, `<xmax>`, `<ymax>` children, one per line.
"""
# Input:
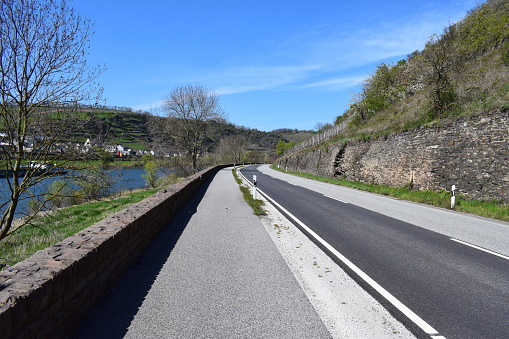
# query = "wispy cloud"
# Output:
<box><xmin>141</xmin><ymin>2</ymin><xmax>474</xmax><ymax>105</ymax></box>
<box><xmin>214</xmin><ymin>64</ymin><xmax>321</xmax><ymax>95</ymax></box>
<box><xmin>236</xmin><ymin>3</ymin><xmax>473</xmax><ymax>95</ymax></box>
<box><xmin>290</xmin><ymin>76</ymin><xmax>366</xmax><ymax>91</ymax></box>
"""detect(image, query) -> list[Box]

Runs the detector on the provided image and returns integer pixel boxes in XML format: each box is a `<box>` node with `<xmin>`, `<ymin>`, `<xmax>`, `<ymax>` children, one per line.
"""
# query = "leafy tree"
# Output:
<box><xmin>142</xmin><ymin>153</ymin><xmax>158</xmax><ymax>188</ymax></box>
<box><xmin>276</xmin><ymin>140</ymin><xmax>297</xmax><ymax>156</ymax></box>
<box><xmin>142</xmin><ymin>161</ymin><xmax>158</xmax><ymax>188</ymax></box>
<box><xmin>0</xmin><ymin>0</ymin><xmax>103</xmax><ymax>240</ymax></box>
<box><xmin>161</xmin><ymin>84</ymin><xmax>226</xmax><ymax>173</ymax></box>
<box><xmin>72</xmin><ymin>169</ymin><xmax>114</xmax><ymax>203</ymax></box>
<box><xmin>349</xmin><ymin>61</ymin><xmax>409</xmax><ymax>123</ymax></box>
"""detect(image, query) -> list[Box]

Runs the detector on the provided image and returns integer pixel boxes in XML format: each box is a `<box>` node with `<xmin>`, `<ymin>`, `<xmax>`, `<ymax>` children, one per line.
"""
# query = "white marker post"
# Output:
<box><xmin>253</xmin><ymin>175</ymin><xmax>257</xmax><ymax>200</ymax></box>
<box><xmin>451</xmin><ymin>185</ymin><xmax>456</xmax><ymax>209</ymax></box>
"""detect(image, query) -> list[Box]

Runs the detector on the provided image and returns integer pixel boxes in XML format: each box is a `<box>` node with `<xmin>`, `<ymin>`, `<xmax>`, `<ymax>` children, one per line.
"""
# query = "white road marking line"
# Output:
<box><xmin>450</xmin><ymin>238</ymin><xmax>509</xmax><ymax>261</ymax></box>
<box><xmin>251</xmin><ymin>184</ymin><xmax>444</xmax><ymax>338</ymax></box>
<box><xmin>323</xmin><ymin>195</ymin><xmax>349</xmax><ymax>204</ymax></box>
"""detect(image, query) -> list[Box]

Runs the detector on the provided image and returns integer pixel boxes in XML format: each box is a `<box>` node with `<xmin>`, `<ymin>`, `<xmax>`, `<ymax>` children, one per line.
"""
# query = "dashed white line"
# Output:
<box><xmin>450</xmin><ymin>238</ymin><xmax>509</xmax><ymax>261</ymax></box>
<box><xmin>323</xmin><ymin>195</ymin><xmax>349</xmax><ymax>204</ymax></box>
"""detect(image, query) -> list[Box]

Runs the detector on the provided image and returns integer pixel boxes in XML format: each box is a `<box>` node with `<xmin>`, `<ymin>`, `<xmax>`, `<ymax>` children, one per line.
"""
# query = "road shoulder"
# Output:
<box><xmin>241</xmin><ymin>169</ymin><xmax>417</xmax><ymax>339</ymax></box>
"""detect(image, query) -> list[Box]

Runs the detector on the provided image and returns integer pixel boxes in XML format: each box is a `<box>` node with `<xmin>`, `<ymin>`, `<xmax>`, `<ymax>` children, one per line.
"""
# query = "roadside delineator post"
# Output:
<box><xmin>451</xmin><ymin>185</ymin><xmax>456</xmax><ymax>209</ymax></box>
<box><xmin>253</xmin><ymin>175</ymin><xmax>257</xmax><ymax>200</ymax></box>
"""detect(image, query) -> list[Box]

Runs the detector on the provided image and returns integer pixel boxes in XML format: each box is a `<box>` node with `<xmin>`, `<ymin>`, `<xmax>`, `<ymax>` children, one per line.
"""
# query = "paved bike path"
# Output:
<box><xmin>73</xmin><ymin>167</ymin><xmax>331</xmax><ymax>338</ymax></box>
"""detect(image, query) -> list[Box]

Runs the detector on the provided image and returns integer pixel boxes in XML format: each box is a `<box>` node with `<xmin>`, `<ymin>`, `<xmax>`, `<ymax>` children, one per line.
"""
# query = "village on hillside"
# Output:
<box><xmin>0</xmin><ymin>132</ymin><xmax>171</xmax><ymax>161</ymax></box>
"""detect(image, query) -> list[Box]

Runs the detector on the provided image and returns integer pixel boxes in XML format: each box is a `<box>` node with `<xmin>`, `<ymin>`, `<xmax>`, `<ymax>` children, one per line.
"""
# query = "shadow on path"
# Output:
<box><xmin>71</xmin><ymin>176</ymin><xmax>214</xmax><ymax>339</ymax></box>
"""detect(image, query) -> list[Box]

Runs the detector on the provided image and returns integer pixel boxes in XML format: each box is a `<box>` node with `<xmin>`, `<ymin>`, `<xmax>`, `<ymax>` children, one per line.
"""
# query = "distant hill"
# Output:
<box><xmin>67</xmin><ymin>109</ymin><xmax>314</xmax><ymax>156</ymax></box>
<box><xmin>74</xmin><ymin>110</ymin><xmax>152</xmax><ymax>150</ymax></box>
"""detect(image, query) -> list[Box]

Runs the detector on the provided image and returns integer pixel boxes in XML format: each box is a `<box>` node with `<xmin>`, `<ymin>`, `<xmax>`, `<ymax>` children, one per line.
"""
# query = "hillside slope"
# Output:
<box><xmin>66</xmin><ymin>109</ymin><xmax>310</xmax><ymax>156</ymax></box>
<box><xmin>278</xmin><ymin>0</ymin><xmax>509</xmax><ymax>201</ymax></box>
<box><xmin>329</xmin><ymin>0</ymin><xmax>509</xmax><ymax>141</ymax></box>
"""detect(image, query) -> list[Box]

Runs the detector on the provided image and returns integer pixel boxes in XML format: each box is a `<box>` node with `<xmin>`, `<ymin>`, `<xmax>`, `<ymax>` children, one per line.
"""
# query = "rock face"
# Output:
<box><xmin>276</xmin><ymin>108</ymin><xmax>509</xmax><ymax>201</ymax></box>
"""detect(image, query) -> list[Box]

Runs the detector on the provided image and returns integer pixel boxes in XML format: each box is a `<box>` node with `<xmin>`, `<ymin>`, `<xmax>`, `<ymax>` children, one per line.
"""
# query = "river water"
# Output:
<box><xmin>0</xmin><ymin>167</ymin><xmax>149</xmax><ymax>217</ymax></box>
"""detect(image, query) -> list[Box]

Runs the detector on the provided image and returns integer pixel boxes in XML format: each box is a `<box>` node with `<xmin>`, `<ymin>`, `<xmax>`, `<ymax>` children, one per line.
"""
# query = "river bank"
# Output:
<box><xmin>0</xmin><ymin>167</ymin><xmax>149</xmax><ymax>217</ymax></box>
<box><xmin>0</xmin><ymin>187</ymin><xmax>159</xmax><ymax>269</ymax></box>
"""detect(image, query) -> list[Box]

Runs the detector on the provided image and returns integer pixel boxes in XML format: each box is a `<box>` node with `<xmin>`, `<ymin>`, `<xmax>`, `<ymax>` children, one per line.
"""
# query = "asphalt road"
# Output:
<box><xmin>72</xmin><ymin>168</ymin><xmax>331</xmax><ymax>339</ymax></box>
<box><xmin>241</xmin><ymin>165</ymin><xmax>509</xmax><ymax>339</ymax></box>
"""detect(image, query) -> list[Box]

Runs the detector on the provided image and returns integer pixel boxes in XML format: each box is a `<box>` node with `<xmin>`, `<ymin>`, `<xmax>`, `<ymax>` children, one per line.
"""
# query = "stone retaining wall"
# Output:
<box><xmin>277</xmin><ymin>109</ymin><xmax>509</xmax><ymax>201</ymax></box>
<box><xmin>0</xmin><ymin>165</ymin><xmax>227</xmax><ymax>338</ymax></box>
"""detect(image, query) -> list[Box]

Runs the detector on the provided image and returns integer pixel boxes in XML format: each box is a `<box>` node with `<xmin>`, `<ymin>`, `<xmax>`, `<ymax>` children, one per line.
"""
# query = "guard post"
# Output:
<box><xmin>253</xmin><ymin>175</ymin><xmax>257</xmax><ymax>200</ymax></box>
<box><xmin>451</xmin><ymin>185</ymin><xmax>456</xmax><ymax>209</ymax></box>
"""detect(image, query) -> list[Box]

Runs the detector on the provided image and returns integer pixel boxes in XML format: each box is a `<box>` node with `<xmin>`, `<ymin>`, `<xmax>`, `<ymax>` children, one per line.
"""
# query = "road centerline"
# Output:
<box><xmin>450</xmin><ymin>238</ymin><xmax>509</xmax><ymax>261</ymax></box>
<box><xmin>323</xmin><ymin>194</ymin><xmax>349</xmax><ymax>204</ymax></box>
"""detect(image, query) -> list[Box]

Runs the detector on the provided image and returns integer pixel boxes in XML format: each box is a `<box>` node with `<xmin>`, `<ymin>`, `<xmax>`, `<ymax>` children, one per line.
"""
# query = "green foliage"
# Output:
<box><xmin>73</xmin><ymin>170</ymin><xmax>114</xmax><ymax>203</ymax></box>
<box><xmin>331</xmin><ymin>0</ymin><xmax>509</xmax><ymax>139</ymax></box>
<box><xmin>349</xmin><ymin>61</ymin><xmax>409</xmax><ymax>123</ymax></box>
<box><xmin>45</xmin><ymin>180</ymin><xmax>74</xmax><ymax>209</ymax></box>
<box><xmin>142</xmin><ymin>152</ymin><xmax>154</xmax><ymax>164</ymax></box>
<box><xmin>95</xmin><ymin>147</ymin><xmax>113</xmax><ymax>168</ymax></box>
<box><xmin>0</xmin><ymin>188</ymin><xmax>158</xmax><ymax>268</ymax></box>
<box><xmin>501</xmin><ymin>41</ymin><xmax>509</xmax><ymax>66</ymax></box>
<box><xmin>363</xmin><ymin>63</ymin><xmax>402</xmax><ymax>111</ymax></box>
<box><xmin>456</xmin><ymin>0</ymin><xmax>509</xmax><ymax>56</ymax></box>
<box><xmin>142</xmin><ymin>160</ymin><xmax>158</xmax><ymax>188</ymax></box>
<box><xmin>276</xmin><ymin>140</ymin><xmax>297</xmax><ymax>156</ymax></box>
<box><xmin>232</xmin><ymin>169</ymin><xmax>266</xmax><ymax>215</ymax></box>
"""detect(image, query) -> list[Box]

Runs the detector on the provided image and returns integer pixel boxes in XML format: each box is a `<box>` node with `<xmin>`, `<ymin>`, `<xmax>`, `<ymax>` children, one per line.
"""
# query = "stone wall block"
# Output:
<box><xmin>25</xmin><ymin>279</ymin><xmax>53</xmax><ymax>322</ymax></box>
<box><xmin>0</xmin><ymin>304</ymin><xmax>12</xmax><ymax>338</ymax></box>
<box><xmin>10</xmin><ymin>291</ymin><xmax>29</xmax><ymax>335</ymax></box>
<box><xmin>277</xmin><ymin>110</ymin><xmax>508</xmax><ymax>201</ymax></box>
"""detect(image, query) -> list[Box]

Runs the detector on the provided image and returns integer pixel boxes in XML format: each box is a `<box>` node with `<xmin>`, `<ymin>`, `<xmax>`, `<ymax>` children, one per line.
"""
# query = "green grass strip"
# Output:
<box><xmin>271</xmin><ymin>165</ymin><xmax>509</xmax><ymax>222</ymax></box>
<box><xmin>232</xmin><ymin>169</ymin><xmax>266</xmax><ymax>216</ymax></box>
<box><xmin>0</xmin><ymin>188</ymin><xmax>158</xmax><ymax>269</ymax></box>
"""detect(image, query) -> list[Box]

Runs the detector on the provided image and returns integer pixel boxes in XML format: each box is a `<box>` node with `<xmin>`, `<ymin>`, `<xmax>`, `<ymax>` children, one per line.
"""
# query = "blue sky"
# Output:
<box><xmin>74</xmin><ymin>0</ymin><xmax>479</xmax><ymax>132</ymax></box>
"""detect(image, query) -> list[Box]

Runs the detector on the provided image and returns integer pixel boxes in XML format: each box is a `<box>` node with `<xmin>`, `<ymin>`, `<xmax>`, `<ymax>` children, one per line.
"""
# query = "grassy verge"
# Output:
<box><xmin>271</xmin><ymin>166</ymin><xmax>509</xmax><ymax>222</ymax></box>
<box><xmin>0</xmin><ymin>188</ymin><xmax>159</xmax><ymax>269</ymax></box>
<box><xmin>232</xmin><ymin>169</ymin><xmax>266</xmax><ymax>216</ymax></box>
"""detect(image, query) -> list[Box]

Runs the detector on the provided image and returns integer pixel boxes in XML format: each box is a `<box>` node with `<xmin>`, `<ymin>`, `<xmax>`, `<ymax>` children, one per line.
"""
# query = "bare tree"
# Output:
<box><xmin>162</xmin><ymin>84</ymin><xmax>226</xmax><ymax>173</ymax></box>
<box><xmin>0</xmin><ymin>0</ymin><xmax>103</xmax><ymax>240</ymax></box>
<box><xmin>216</xmin><ymin>135</ymin><xmax>247</xmax><ymax>164</ymax></box>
